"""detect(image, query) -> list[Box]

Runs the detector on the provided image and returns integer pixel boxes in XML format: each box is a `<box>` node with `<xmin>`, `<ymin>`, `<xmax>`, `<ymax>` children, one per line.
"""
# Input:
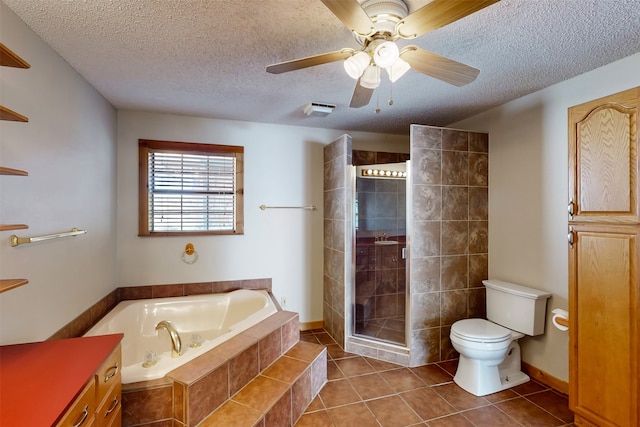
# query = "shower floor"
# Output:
<box><xmin>354</xmin><ymin>316</ymin><xmax>405</xmax><ymax>346</ymax></box>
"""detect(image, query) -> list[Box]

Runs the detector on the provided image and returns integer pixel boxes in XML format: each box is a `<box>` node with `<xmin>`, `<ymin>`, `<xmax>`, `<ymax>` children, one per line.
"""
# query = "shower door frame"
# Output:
<box><xmin>349</xmin><ymin>161</ymin><xmax>412</xmax><ymax>350</ymax></box>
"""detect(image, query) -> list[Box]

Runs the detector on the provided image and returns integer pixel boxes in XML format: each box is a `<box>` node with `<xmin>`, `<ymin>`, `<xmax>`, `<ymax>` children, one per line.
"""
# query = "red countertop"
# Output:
<box><xmin>0</xmin><ymin>333</ymin><xmax>123</xmax><ymax>427</ymax></box>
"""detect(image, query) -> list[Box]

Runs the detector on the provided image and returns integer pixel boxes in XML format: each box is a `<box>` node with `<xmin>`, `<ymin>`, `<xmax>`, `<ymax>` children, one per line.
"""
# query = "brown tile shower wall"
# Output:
<box><xmin>409</xmin><ymin>125</ymin><xmax>489</xmax><ymax>366</ymax></box>
<box><xmin>323</xmin><ymin>135</ymin><xmax>352</xmax><ymax>347</ymax></box>
<box><xmin>352</xmin><ymin>150</ymin><xmax>410</xmax><ymax>166</ymax></box>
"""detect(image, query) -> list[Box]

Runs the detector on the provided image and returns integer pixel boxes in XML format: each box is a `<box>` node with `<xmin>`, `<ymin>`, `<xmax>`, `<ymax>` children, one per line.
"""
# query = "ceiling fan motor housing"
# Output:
<box><xmin>358</xmin><ymin>0</ymin><xmax>409</xmax><ymax>39</ymax></box>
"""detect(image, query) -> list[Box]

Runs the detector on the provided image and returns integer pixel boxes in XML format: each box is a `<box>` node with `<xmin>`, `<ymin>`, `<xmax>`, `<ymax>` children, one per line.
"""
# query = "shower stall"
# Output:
<box><xmin>323</xmin><ymin>125</ymin><xmax>489</xmax><ymax>367</ymax></box>
<box><xmin>353</xmin><ymin>161</ymin><xmax>408</xmax><ymax>346</ymax></box>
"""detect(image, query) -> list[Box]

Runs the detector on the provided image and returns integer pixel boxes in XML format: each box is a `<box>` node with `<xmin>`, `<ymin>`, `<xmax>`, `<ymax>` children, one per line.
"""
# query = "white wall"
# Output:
<box><xmin>0</xmin><ymin>4</ymin><xmax>118</xmax><ymax>344</ymax></box>
<box><xmin>116</xmin><ymin>111</ymin><xmax>408</xmax><ymax>325</ymax></box>
<box><xmin>452</xmin><ymin>52</ymin><xmax>640</xmax><ymax>382</ymax></box>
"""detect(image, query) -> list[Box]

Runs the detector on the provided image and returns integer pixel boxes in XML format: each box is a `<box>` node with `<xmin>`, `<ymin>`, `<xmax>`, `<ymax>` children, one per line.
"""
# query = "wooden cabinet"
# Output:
<box><xmin>568</xmin><ymin>87</ymin><xmax>640</xmax><ymax>427</ymax></box>
<box><xmin>57</xmin><ymin>343</ymin><xmax>122</xmax><ymax>427</ymax></box>
<box><xmin>95</xmin><ymin>344</ymin><xmax>122</xmax><ymax>427</ymax></box>
<box><xmin>0</xmin><ymin>43</ymin><xmax>30</xmax><ymax>293</ymax></box>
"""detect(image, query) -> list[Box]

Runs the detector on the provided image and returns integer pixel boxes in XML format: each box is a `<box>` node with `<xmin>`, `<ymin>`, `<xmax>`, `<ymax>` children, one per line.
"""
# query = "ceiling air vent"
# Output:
<box><xmin>303</xmin><ymin>102</ymin><xmax>336</xmax><ymax>117</ymax></box>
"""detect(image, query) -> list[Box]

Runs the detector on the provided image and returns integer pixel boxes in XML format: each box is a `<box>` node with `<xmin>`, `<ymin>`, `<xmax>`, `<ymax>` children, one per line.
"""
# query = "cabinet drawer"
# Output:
<box><xmin>56</xmin><ymin>379</ymin><xmax>96</xmax><ymax>427</ymax></box>
<box><xmin>105</xmin><ymin>403</ymin><xmax>121</xmax><ymax>427</ymax></box>
<box><xmin>96</xmin><ymin>382</ymin><xmax>121</xmax><ymax>427</ymax></box>
<box><xmin>96</xmin><ymin>344</ymin><xmax>121</xmax><ymax>404</ymax></box>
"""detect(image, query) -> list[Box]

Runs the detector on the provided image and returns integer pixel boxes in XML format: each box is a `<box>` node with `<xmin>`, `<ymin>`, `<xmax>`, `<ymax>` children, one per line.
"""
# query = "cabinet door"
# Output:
<box><xmin>568</xmin><ymin>87</ymin><xmax>639</xmax><ymax>224</ymax></box>
<box><xmin>568</xmin><ymin>224</ymin><xmax>639</xmax><ymax>426</ymax></box>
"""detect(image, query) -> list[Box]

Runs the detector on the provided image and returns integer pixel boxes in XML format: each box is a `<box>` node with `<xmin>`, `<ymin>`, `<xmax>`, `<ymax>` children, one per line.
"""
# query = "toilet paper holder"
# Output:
<box><xmin>552</xmin><ymin>308</ymin><xmax>569</xmax><ymax>331</ymax></box>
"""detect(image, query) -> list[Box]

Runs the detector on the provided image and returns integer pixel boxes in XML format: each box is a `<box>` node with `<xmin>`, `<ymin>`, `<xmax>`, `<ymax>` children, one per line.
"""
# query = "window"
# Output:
<box><xmin>139</xmin><ymin>139</ymin><xmax>244</xmax><ymax>236</ymax></box>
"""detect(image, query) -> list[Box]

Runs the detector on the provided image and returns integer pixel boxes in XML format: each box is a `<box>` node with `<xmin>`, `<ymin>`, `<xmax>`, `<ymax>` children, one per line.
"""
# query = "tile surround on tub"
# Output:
<box><xmin>120</xmin><ymin>311</ymin><xmax>311</xmax><ymax>426</ymax></box>
<box><xmin>48</xmin><ymin>278</ymin><xmax>273</xmax><ymax>341</ymax></box>
<box><xmin>201</xmin><ymin>341</ymin><xmax>327</xmax><ymax>426</ymax></box>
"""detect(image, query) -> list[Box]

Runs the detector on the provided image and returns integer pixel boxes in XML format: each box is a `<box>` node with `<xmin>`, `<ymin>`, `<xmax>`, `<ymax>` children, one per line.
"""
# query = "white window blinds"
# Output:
<box><xmin>139</xmin><ymin>139</ymin><xmax>244</xmax><ymax>236</ymax></box>
<box><xmin>149</xmin><ymin>152</ymin><xmax>236</xmax><ymax>232</ymax></box>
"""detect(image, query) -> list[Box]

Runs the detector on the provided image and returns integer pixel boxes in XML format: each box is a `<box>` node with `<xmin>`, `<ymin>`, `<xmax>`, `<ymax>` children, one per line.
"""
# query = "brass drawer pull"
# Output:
<box><xmin>72</xmin><ymin>405</ymin><xmax>89</xmax><ymax>427</ymax></box>
<box><xmin>104</xmin><ymin>396</ymin><xmax>119</xmax><ymax>417</ymax></box>
<box><xmin>104</xmin><ymin>363</ymin><xmax>119</xmax><ymax>382</ymax></box>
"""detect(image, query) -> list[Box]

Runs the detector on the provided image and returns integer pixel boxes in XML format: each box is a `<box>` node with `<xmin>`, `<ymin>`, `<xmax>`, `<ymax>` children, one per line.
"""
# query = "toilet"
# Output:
<box><xmin>450</xmin><ymin>279</ymin><xmax>551</xmax><ymax>396</ymax></box>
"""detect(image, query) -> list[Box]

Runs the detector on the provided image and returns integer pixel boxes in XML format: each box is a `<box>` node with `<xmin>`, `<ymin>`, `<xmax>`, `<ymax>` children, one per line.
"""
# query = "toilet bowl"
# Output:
<box><xmin>449</xmin><ymin>279</ymin><xmax>551</xmax><ymax>396</ymax></box>
<box><xmin>450</xmin><ymin>318</ymin><xmax>529</xmax><ymax>396</ymax></box>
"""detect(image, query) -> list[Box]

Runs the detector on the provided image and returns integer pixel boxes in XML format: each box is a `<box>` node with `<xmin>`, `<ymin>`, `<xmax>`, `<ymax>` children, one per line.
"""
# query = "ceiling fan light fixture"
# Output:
<box><xmin>373</xmin><ymin>41</ymin><xmax>399</xmax><ymax>68</ymax></box>
<box><xmin>360</xmin><ymin>64</ymin><xmax>381</xmax><ymax>89</ymax></box>
<box><xmin>386</xmin><ymin>57</ymin><xmax>411</xmax><ymax>82</ymax></box>
<box><xmin>344</xmin><ymin>52</ymin><xmax>370</xmax><ymax>79</ymax></box>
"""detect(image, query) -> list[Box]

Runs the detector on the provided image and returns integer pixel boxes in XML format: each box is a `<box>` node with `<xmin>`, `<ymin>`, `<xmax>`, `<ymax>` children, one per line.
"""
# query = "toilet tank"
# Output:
<box><xmin>484</xmin><ymin>279</ymin><xmax>551</xmax><ymax>336</ymax></box>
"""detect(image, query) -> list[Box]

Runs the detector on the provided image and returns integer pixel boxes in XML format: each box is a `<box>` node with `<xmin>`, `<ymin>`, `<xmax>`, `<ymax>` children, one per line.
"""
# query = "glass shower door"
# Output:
<box><xmin>353</xmin><ymin>162</ymin><xmax>407</xmax><ymax>345</ymax></box>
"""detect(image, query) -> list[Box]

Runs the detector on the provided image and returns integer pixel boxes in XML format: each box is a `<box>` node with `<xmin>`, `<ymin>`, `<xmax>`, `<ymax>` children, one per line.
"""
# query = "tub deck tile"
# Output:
<box><xmin>199</xmin><ymin>401</ymin><xmax>262</xmax><ymax>427</ymax></box>
<box><xmin>292</xmin><ymin>369</ymin><xmax>312</xmax><ymax>422</ymax></box>
<box><xmin>282</xmin><ymin>315</ymin><xmax>301</xmax><ymax>351</ymax></box>
<box><xmin>285</xmin><ymin>340</ymin><xmax>326</xmax><ymax>363</ymax></box>
<box><xmin>258</xmin><ymin>328</ymin><xmax>283</xmax><ymax>370</ymax></box>
<box><xmin>186</xmin><ymin>361</ymin><xmax>229</xmax><ymax>426</ymax></box>
<box><xmin>121</xmin><ymin>382</ymin><xmax>173</xmax><ymax>426</ymax></box>
<box><xmin>261</xmin><ymin>356</ymin><xmax>309</xmax><ymax>384</ymax></box>
<box><xmin>167</xmin><ymin>350</ymin><xmax>228</xmax><ymax>385</ymax></box>
<box><xmin>242</xmin><ymin>311</ymin><xmax>298</xmax><ymax>339</ymax></box>
<box><xmin>232</xmin><ymin>375</ymin><xmax>290</xmax><ymax>413</ymax></box>
<box><xmin>216</xmin><ymin>333</ymin><xmax>259</xmax><ymax>359</ymax></box>
<box><xmin>229</xmin><ymin>343</ymin><xmax>260</xmax><ymax>396</ymax></box>
<box><xmin>122</xmin><ymin>376</ymin><xmax>173</xmax><ymax>392</ymax></box>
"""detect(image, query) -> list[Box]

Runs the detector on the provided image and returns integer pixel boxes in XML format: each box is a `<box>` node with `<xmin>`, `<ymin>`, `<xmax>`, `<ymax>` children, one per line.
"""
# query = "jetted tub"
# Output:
<box><xmin>84</xmin><ymin>289</ymin><xmax>278</xmax><ymax>384</ymax></box>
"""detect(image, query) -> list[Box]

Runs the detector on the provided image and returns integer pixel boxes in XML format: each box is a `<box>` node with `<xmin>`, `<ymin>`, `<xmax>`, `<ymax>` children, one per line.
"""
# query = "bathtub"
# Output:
<box><xmin>84</xmin><ymin>289</ymin><xmax>278</xmax><ymax>384</ymax></box>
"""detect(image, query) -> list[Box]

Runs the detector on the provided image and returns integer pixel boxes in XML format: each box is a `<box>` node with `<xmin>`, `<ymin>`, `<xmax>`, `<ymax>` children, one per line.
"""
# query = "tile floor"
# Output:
<box><xmin>296</xmin><ymin>329</ymin><xmax>574</xmax><ymax>427</ymax></box>
<box><xmin>355</xmin><ymin>317</ymin><xmax>406</xmax><ymax>346</ymax></box>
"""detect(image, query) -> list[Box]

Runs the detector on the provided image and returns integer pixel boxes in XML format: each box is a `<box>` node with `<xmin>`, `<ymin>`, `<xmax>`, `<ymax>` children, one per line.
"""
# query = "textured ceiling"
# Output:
<box><xmin>4</xmin><ymin>0</ymin><xmax>640</xmax><ymax>135</ymax></box>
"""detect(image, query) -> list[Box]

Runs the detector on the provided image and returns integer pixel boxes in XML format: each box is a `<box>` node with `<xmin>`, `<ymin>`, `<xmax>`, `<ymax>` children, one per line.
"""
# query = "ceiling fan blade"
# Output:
<box><xmin>400</xmin><ymin>46</ymin><xmax>480</xmax><ymax>87</ymax></box>
<box><xmin>320</xmin><ymin>0</ymin><xmax>376</xmax><ymax>36</ymax></box>
<box><xmin>349</xmin><ymin>80</ymin><xmax>374</xmax><ymax>108</ymax></box>
<box><xmin>396</xmin><ymin>0</ymin><xmax>499</xmax><ymax>39</ymax></box>
<box><xmin>266</xmin><ymin>48</ymin><xmax>355</xmax><ymax>74</ymax></box>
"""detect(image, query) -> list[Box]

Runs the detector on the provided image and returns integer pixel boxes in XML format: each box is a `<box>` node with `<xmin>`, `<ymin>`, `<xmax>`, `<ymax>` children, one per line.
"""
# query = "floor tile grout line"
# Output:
<box><xmin>521</xmin><ymin>392</ymin><xmax>571</xmax><ymax>425</ymax></box>
<box><xmin>394</xmin><ymin>387</ymin><xmax>446</xmax><ymax>424</ymax></box>
<box><xmin>493</xmin><ymin>394</ymin><xmax>571</xmax><ymax>427</ymax></box>
<box><xmin>474</xmin><ymin>400</ymin><xmax>527</xmax><ymax>427</ymax></box>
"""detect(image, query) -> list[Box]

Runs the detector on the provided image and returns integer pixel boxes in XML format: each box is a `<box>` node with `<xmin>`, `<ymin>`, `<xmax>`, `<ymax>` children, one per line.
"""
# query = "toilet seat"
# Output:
<box><xmin>451</xmin><ymin>319</ymin><xmax>512</xmax><ymax>343</ymax></box>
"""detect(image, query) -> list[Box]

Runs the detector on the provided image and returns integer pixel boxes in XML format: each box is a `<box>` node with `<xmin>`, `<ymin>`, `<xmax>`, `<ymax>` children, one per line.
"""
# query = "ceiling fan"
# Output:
<box><xmin>266</xmin><ymin>0</ymin><xmax>500</xmax><ymax>108</ymax></box>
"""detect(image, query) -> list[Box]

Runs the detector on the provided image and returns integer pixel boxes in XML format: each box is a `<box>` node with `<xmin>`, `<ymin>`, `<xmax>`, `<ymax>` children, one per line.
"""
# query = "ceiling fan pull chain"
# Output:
<box><xmin>389</xmin><ymin>81</ymin><xmax>394</xmax><ymax>106</ymax></box>
<box><xmin>375</xmin><ymin>91</ymin><xmax>381</xmax><ymax>114</ymax></box>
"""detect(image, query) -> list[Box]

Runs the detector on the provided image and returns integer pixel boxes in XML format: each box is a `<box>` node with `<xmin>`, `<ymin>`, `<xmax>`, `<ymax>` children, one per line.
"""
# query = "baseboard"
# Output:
<box><xmin>299</xmin><ymin>321</ymin><xmax>323</xmax><ymax>331</ymax></box>
<box><xmin>521</xmin><ymin>361</ymin><xmax>569</xmax><ymax>395</ymax></box>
